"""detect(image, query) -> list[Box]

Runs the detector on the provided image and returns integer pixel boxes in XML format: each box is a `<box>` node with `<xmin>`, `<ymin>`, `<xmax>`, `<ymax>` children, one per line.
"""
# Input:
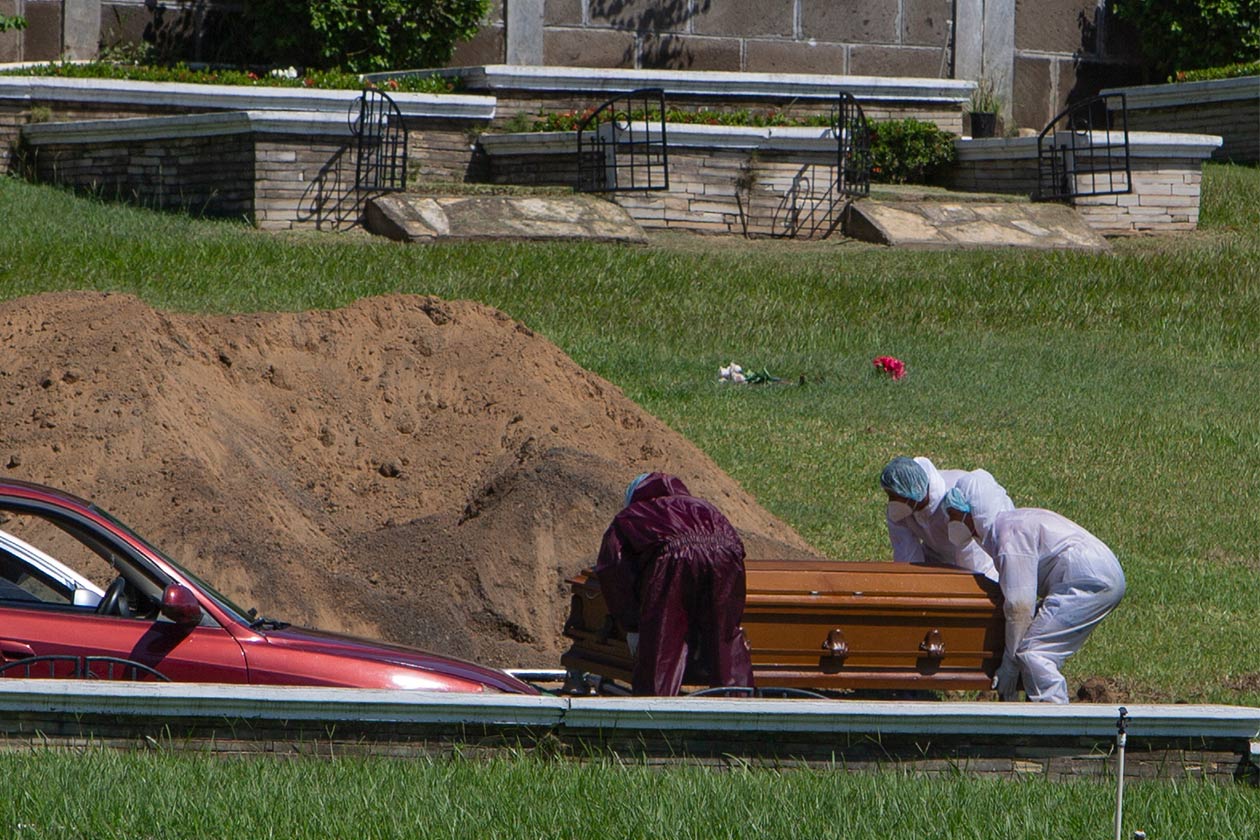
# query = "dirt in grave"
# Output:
<box><xmin>0</xmin><ymin>291</ymin><xmax>823</xmax><ymax>669</ymax></box>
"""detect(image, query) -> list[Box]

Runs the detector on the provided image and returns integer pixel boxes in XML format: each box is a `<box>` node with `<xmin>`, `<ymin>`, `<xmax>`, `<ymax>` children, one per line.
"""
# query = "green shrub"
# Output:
<box><xmin>869</xmin><ymin>119</ymin><xmax>957</xmax><ymax>185</ymax></box>
<box><xmin>1173</xmin><ymin>59</ymin><xmax>1260</xmax><ymax>81</ymax></box>
<box><xmin>1112</xmin><ymin>0</ymin><xmax>1260</xmax><ymax>77</ymax></box>
<box><xmin>246</xmin><ymin>0</ymin><xmax>489</xmax><ymax>73</ymax></box>
<box><xmin>0</xmin><ymin>12</ymin><xmax>27</xmax><ymax>32</ymax></box>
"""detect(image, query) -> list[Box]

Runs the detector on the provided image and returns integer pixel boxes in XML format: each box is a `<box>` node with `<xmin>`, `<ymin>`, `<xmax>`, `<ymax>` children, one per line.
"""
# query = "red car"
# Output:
<box><xmin>0</xmin><ymin>479</ymin><xmax>536</xmax><ymax>694</ymax></box>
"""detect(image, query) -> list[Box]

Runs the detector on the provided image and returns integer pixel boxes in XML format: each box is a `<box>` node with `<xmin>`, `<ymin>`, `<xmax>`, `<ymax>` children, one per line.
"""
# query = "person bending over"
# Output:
<box><xmin>880</xmin><ymin>455</ymin><xmax>1013</xmax><ymax>581</ymax></box>
<box><xmin>595</xmin><ymin>472</ymin><xmax>753</xmax><ymax>696</ymax></box>
<box><xmin>942</xmin><ymin>478</ymin><xmax>1126</xmax><ymax>704</ymax></box>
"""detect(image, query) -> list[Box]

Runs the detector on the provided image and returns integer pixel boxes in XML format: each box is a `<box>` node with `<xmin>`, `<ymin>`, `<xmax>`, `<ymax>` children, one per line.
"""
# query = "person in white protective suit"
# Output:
<box><xmin>941</xmin><ymin>479</ymin><xmax>1126</xmax><ymax>704</ymax></box>
<box><xmin>879</xmin><ymin>455</ymin><xmax>1013</xmax><ymax>581</ymax></box>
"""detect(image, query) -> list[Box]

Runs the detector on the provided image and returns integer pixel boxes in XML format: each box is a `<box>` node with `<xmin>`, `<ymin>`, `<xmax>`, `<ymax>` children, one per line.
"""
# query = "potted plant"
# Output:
<box><xmin>967</xmin><ymin>78</ymin><xmax>1002</xmax><ymax>138</ymax></box>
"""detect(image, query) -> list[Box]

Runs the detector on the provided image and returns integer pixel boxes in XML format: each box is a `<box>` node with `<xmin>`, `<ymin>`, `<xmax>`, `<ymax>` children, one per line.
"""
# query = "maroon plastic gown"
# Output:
<box><xmin>594</xmin><ymin>473</ymin><xmax>754</xmax><ymax>696</ymax></box>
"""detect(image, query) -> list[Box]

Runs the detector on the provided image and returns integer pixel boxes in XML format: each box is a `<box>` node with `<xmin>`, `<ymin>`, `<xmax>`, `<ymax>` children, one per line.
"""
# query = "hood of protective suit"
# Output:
<box><xmin>954</xmin><ymin>469</ymin><xmax>1009</xmax><ymax>544</ymax></box>
<box><xmin>626</xmin><ymin>472</ymin><xmax>691</xmax><ymax>506</ymax></box>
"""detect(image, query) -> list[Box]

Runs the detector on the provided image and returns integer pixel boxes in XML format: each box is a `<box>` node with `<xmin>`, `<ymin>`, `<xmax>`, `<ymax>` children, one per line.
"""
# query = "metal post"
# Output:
<box><xmin>1114</xmin><ymin>706</ymin><xmax>1128</xmax><ymax>840</ymax></box>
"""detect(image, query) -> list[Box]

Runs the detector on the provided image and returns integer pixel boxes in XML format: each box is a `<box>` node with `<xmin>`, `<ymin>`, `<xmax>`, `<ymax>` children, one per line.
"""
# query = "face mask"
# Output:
<box><xmin>947</xmin><ymin>520</ymin><xmax>974</xmax><ymax>547</ymax></box>
<box><xmin>887</xmin><ymin>500</ymin><xmax>914</xmax><ymax>522</ymax></box>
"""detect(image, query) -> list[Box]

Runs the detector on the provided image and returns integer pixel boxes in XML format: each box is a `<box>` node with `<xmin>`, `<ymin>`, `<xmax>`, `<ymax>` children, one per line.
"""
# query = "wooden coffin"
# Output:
<box><xmin>561</xmin><ymin>560</ymin><xmax>1005</xmax><ymax>692</ymax></box>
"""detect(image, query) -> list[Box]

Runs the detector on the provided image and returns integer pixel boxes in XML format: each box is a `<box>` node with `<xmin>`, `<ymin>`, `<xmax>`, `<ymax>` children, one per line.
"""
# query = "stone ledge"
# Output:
<box><xmin>0</xmin><ymin>75</ymin><xmax>497</xmax><ymax>120</ymax></box>
<box><xmin>20</xmin><ymin>110</ymin><xmax>355</xmax><ymax>144</ymax></box>
<box><xmin>404</xmin><ymin>63</ymin><xmax>973</xmax><ymax>104</ymax></box>
<box><xmin>1101</xmin><ymin>75</ymin><xmax>1260</xmax><ymax>110</ymax></box>
<box><xmin>954</xmin><ymin>131</ymin><xmax>1224</xmax><ymax>161</ymax></box>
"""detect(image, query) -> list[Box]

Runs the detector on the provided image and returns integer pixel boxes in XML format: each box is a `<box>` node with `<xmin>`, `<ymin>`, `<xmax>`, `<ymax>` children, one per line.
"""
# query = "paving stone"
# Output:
<box><xmin>365</xmin><ymin>193</ymin><xmax>647</xmax><ymax>244</ymax></box>
<box><xmin>845</xmin><ymin>200</ymin><xmax>1109</xmax><ymax>250</ymax></box>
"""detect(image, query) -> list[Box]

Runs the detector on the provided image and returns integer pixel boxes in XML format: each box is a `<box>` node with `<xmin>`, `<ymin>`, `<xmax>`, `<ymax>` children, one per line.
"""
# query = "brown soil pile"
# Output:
<box><xmin>0</xmin><ymin>292</ymin><xmax>821</xmax><ymax>668</ymax></box>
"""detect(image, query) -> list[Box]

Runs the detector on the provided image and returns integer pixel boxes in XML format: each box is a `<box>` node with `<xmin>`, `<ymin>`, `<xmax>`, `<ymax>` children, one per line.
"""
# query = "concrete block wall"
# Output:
<box><xmin>3</xmin><ymin>0</ymin><xmax>234</xmax><ymax>62</ymax></box>
<box><xmin>458</xmin><ymin>0</ymin><xmax>954</xmax><ymax>78</ymax></box>
<box><xmin>455</xmin><ymin>0</ymin><xmax>1145</xmax><ymax>135</ymax></box>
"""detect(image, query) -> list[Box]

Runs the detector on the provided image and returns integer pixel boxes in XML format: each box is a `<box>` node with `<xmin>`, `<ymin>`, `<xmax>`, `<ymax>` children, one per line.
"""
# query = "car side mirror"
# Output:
<box><xmin>161</xmin><ymin>583</ymin><xmax>203</xmax><ymax>626</ymax></box>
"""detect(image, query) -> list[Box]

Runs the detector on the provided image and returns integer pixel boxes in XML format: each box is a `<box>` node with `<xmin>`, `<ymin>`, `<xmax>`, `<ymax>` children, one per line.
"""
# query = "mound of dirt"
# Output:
<box><xmin>0</xmin><ymin>292</ymin><xmax>822</xmax><ymax>667</ymax></box>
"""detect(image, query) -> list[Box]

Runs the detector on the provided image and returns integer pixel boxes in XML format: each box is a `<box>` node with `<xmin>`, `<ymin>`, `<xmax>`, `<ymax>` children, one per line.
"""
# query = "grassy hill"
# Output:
<box><xmin>1</xmin><ymin>165</ymin><xmax>1258</xmax><ymax>705</ymax></box>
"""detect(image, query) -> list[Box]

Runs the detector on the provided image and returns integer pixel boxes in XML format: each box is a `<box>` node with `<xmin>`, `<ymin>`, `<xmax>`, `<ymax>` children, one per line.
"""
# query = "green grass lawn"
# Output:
<box><xmin>2</xmin><ymin>750</ymin><xmax>1257</xmax><ymax>839</ymax></box>
<box><xmin>1</xmin><ymin>166</ymin><xmax>1259</xmax><ymax>706</ymax></box>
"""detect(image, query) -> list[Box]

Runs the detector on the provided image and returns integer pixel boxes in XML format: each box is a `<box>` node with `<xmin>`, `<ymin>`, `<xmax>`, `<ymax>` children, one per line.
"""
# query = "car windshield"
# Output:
<box><xmin>89</xmin><ymin>504</ymin><xmax>257</xmax><ymax>625</ymax></box>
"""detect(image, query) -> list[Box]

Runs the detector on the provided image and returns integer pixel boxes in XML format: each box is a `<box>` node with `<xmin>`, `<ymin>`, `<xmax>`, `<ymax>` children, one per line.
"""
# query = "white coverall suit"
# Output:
<box><xmin>886</xmin><ymin>457</ymin><xmax>1012</xmax><ymax>581</ymax></box>
<box><xmin>970</xmin><ymin>504</ymin><xmax>1126</xmax><ymax>704</ymax></box>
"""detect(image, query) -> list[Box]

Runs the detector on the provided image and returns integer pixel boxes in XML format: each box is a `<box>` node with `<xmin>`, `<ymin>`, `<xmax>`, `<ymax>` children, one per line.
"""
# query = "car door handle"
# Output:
<box><xmin>0</xmin><ymin>640</ymin><xmax>36</xmax><ymax>660</ymax></box>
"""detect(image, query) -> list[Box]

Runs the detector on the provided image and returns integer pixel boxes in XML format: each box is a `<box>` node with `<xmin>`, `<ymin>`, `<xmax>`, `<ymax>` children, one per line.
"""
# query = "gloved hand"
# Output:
<box><xmin>993</xmin><ymin>660</ymin><xmax>1022</xmax><ymax>701</ymax></box>
<box><xmin>625</xmin><ymin>632</ymin><xmax>640</xmax><ymax>657</ymax></box>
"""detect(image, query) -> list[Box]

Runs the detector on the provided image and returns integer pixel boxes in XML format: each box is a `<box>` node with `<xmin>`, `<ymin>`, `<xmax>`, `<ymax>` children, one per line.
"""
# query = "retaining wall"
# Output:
<box><xmin>0</xmin><ymin>76</ymin><xmax>495</xmax><ymax>180</ymax></box>
<box><xmin>383</xmin><ymin>65</ymin><xmax>972</xmax><ymax>134</ymax></box>
<box><xmin>1102</xmin><ymin>76</ymin><xmax>1260</xmax><ymax>164</ymax></box>
<box><xmin>483</xmin><ymin>126</ymin><xmax>1223</xmax><ymax>236</ymax></box>
<box><xmin>946</xmin><ymin>132</ymin><xmax>1222</xmax><ymax>234</ymax></box>
<box><xmin>481</xmin><ymin>124</ymin><xmax>855</xmax><ymax>238</ymax></box>
<box><xmin>22</xmin><ymin>111</ymin><xmax>370</xmax><ymax>230</ymax></box>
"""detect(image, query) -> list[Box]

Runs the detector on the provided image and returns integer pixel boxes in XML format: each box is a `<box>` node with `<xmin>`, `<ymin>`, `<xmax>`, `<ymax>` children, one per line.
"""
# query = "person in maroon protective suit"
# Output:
<box><xmin>595</xmin><ymin>472</ymin><xmax>754</xmax><ymax>696</ymax></box>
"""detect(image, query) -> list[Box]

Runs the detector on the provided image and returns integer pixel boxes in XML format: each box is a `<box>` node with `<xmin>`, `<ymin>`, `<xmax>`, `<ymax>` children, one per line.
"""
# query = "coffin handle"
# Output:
<box><xmin>821</xmin><ymin>628</ymin><xmax>849</xmax><ymax>658</ymax></box>
<box><xmin>919</xmin><ymin>629</ymin><xmax>946</xmax><ymax>660</ymax></box>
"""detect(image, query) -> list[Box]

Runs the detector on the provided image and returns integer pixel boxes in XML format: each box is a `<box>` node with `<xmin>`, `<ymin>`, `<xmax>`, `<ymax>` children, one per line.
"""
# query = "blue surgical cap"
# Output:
<box><xmin>879</xmin><ymin>457</ymin><xmax>929</xmax><ymax>502</ymax></box>
<box><xmin>942</xmin><ymin>487</ymin><xmax>971</xmax><ymax>515</ymax></box>
<box><xmin>624</xmin><ymin>473</ymin><xmax>651</xmax><ymax>507</ymax></box>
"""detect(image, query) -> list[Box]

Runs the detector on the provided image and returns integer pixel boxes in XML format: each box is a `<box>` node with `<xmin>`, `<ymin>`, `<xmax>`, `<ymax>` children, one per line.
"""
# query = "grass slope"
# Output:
<box><xmin>1</xmin><ymin>165</ymin><xmax>1258</xmax><ymax>704</ymax></box>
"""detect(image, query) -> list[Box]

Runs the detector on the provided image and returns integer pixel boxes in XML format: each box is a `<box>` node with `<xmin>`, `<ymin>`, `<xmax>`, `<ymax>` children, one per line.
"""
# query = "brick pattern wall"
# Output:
<box><xmin>1125</xmin><ymin>100</ymin><xmax>1260</xmax><ymax>164</ymax></box>
<box><xmin>941</xmin><ymin>157</ymin><xmax>1040</xmax><ymax>196</ymax></box>
<box><xmin>253</xmin><ymin>136</ymin><xmax>359</xmax><ymax>231</ymax></box>
<box><xmin>944</xmin><ymin>150</ymin><xmax>1209</xmax><ymax>234</ymax></box>
<box><xmin>27</xmin><ymin>133</ymin><xmax>255</xmax><ymax>218</ymax></box>
<box><xmin>1073</xmin><ymin>161</ymin><xmax>1204</xmax><ymax>233</ymax></box>
<box><xmin>1</xmin><ymin>101</ymin><xmax>176</xmax><ymax>171</ymax></box>
<box><xmin>488</xmin><ymin>145</ymin><xmax>848</xmax><ymax>238</ymax></box>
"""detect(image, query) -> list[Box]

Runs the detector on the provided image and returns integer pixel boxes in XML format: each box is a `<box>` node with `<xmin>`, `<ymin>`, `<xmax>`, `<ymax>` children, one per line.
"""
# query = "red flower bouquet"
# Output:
<box><xmin>872</xmin><ymin>355</ymin><xmax>906</xmax><ymax>380</ymax></box>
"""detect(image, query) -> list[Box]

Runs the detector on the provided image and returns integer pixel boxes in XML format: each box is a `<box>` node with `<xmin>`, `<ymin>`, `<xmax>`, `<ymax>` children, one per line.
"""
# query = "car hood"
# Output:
<box><xmin>259</xmin><ymin>624</ymin><xmax>539</xmax><ymax>695</ymax></box>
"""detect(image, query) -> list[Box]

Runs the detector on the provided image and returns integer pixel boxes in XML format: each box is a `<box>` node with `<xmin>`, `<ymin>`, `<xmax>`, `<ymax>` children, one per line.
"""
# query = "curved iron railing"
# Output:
<box><xmin>576</xmin><ymin>88</ymin><xmax>669</xmax><ymax>193</ymax></box>
<box><xmin>350</xmin><ymin>88</ymin><xmax>408</xmax><ymax>194</ymax></box>
<box><xmin>1036</xmin><ymin>93</ymin><xmax>1130</xmax><ymax>202</ymax></box>
<box><xmin>835</xmin><ymin>91</ymin><xmax>872</xmax><ymax>199</ymax></box>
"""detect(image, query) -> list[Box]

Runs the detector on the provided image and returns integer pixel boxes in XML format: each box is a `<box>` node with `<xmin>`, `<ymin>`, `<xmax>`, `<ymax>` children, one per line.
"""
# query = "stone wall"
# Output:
<box><xmin>416</xmin><ymin>65</ymin><xmax>973</xmax><ymax>134</ymax></box>
<box><xmin>18</xmin><ymin>111</ymin><xmax>401</xmax><ymax>231</ymax></box>
<box><xmin>482</xmin><ymin>125</ymin><xmax>863</xmax><ymax>238</ymax></box>
<box><xmin>0</xmin><ymin>0</ymin><xmax>237</xmax><ymax>63</ymax></box>
<box><xmin>945</xmin><ymin>131</ymin><xmax>1222</xmax><ymax>233</ymax></box>
<box><xmin>1072</xmin><ymin>160</ymin><xmax>1205</xmax><ymax>234</ymax></box>
<box><xmin>482</xmin><ymin>125</ymin><xmax>1222</xmax><ymax>237</ymax></box>
<box><xmin>4</xmin><ymin>2</ymin><xmax>1147</xmax><ymax>137</ymax></box>
<box><xmin>25</xmin><ymin>130</ymin><xmax>255</xmax><ymax>217</ymax></box>
<box><xmin>1102</xmin><ymin>76</ymin><xmax>1260</xmax><ymax>164</ymax></box>
<box><xmin>0</xmin><ymin>77</ymin><xmax>496</xmax><ymax>184</ymax></box>
<box><xmin>455</xmin><ymin>0</ymin><xmax>1145</xmax><ymax>133</ymax></box>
